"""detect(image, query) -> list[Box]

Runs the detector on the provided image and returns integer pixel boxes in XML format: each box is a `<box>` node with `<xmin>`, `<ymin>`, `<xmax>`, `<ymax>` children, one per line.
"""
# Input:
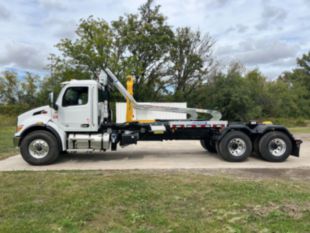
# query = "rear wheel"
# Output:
<box><xmin>200</xmin><ymin>139</ymin><xmax>217</xmax><ymax>153</ymax></box>
<box><xmin>219</xmin><ymin>131</ymin><xmax>252</xmax><ymax>162</ymax></box>
<box><xmin>20</xmin><ymin>130</ymin><xmax>60</xmax><ymax>165</ymax></box>
<box><xmin>258</xmin><ymin>131</ymin><xmax>292</xmax><ymax>162</ymax></box>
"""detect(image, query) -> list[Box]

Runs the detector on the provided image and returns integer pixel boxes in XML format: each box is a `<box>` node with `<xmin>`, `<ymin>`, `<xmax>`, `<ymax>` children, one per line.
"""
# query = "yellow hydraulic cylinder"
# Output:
<box><xmin>126</xmin><ymin>75</ymin><xmax>134</xmax><ymax>122</ymax></box>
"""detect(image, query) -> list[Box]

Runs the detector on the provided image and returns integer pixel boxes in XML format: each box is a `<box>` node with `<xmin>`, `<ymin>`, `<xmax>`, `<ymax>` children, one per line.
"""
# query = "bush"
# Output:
<box><xmin>267</xmin><ymin>118</ymin><xmax>307</xmax><ymax>127</ymax></box>
<box><xmin>0</xmin><ymin>104</ymin><xmax>33</xmax><ymax>116</ymax></box>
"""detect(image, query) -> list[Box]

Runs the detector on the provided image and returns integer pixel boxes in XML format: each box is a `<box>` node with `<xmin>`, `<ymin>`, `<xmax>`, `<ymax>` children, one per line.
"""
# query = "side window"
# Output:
<box><xmin>63</xmin><ymin>87</ymin><xmax>88</xmax><ymax>107</ymax></box>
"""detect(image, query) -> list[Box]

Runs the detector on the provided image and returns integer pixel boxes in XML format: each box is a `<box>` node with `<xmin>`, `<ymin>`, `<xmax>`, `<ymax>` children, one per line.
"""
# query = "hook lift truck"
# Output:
<box><xmin>14</xmin><ymin>68</ymin><xmax>302</xmax><ymax>165</ymax></box>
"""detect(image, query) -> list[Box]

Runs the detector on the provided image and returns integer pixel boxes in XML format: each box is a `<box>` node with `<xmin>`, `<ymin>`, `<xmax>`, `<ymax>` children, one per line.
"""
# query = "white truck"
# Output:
<box><xmin>13</xmin><ymin>69</ymin><xmax>302</xmax><ymax>165</ymax></box>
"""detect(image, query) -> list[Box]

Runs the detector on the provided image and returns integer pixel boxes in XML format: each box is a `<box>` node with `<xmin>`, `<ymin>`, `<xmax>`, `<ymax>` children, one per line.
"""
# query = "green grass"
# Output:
<box><xmin>268</xmin><ymin>118</ymin><xmax>309</xmax><ymax>127</ymax></box>
<box><xmin>0</xmin><ymin>171</ymin><xmax>309</xmax><ymax>233</ymax></box>
<box><xmin>0</xmin><ymin>114</ymin><xmax>18</xmax><ymax>159</ymax></box>
<box><xmin>0</xmin><ymin>114</ymin><xmax>17</xmax><ymax>126</ymax></box>
<box><xmin>287</xmin><ymin>119</ymin><xmax>310</xmax><ymax>134</ymax></box>
<box><xmin>288</xmin><ymin>127</ymin><xmax>310</xmax><ymax>134</ymax></box>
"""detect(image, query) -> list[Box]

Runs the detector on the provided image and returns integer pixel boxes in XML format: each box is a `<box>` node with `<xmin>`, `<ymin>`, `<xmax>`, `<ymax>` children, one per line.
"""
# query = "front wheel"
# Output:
<box><xmin>218</xmin><ymin>131</ymin><xmax>252</xmax><ymax>162</ymax></box>
<box><xmin>258</xmin><ymin>131</ymin><xmax>292</xmax><ymax>162</ymax></box>
<box><xmin>20</xmin><ymin>130</ymin><xmax>60</xmax><ymax>165</ymax></box>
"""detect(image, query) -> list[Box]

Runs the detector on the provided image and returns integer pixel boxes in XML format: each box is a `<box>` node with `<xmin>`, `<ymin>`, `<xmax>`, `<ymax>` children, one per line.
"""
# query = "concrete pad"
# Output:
<box><xmin>0</xmin><ymin>139</ymin><xmax>309</xmax><ymax>171</ymax></box>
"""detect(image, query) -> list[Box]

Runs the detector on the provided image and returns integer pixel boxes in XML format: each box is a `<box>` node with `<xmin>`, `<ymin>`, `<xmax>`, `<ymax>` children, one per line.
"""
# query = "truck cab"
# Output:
<box><xmin>55</xmin><ymin>80</ymin><xmax>109</xmax><ymax>132</ymax></box>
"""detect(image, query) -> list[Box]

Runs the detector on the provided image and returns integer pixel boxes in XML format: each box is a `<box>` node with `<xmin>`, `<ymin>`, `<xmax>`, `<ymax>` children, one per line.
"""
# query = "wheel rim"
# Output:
<box><xmin>28</xmin><ymin>139</ymin><xmax>49</xmax><ymax>159</ymax></box>
<box><xmin>228</xmin><ymin>138</ymin><xmax>246</xmax><ymax>157</ymax></box>
<box><xmin>268</xmin><ymin>138</ymin><xmax>286</xmax><ymax>157</ymax></box>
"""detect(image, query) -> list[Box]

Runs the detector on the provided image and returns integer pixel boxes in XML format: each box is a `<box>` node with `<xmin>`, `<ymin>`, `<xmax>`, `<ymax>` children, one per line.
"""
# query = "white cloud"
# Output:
<box><xmin>0</xmin><ymin>42</ymin><xmax>48</xmax><ymax>70</ymax></box>
<box><xmin>238</xmin><ymin>39</ymin><xmax>299</xmax><ymax>65</ymax></box>
<box><xmin>0</xmin><ymin>0</ymin><xmax>308</xmax><ymax>79</ymax></box>
<box><xmin>0</xmin><ymin>4</ymin><xmax>10</xmax><ymax>19</ymax></box>
<box><xmin>271</xmin><ymin>57</ymin><xmax>296</xmax><ymax>68</ymax></box>
<box><xmin>44</xmin><ymin>18</ymin><xmax>77</xmax><ymax>39</ymax></box>
<box><xmin>215</xmin><ymin>38</ymin><xmax>300</xmax><ymax>79</ymax></box>
<box><xmin>255</xmin><ymin>2</ymin><xmax>287</xmax><ymax>31</ymax></box>
<box><xmin>38</xmin><ymin>0</ymin><xmax>67</xmax><ymax>10</ymax></box>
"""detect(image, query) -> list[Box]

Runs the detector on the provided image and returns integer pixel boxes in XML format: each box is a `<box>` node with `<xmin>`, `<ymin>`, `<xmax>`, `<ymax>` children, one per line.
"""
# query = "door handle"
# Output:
<box><xmin>81</xmin><ymin>124</ymin><xmax>89</xmax><ymax>128</ymax></box>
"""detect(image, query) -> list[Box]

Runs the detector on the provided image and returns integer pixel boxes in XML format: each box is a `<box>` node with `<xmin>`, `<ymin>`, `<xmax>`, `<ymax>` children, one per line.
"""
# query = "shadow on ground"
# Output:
<box><xmin>57</xmin><ymin>150</ymin><xmax>266</xmax><ymax>164</ymax></box>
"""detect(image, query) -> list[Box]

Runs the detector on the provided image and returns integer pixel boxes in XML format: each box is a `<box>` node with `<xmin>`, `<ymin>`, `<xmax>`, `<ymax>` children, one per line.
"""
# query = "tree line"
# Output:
<box><xmin>0</xmin><ymin>0</ymin><xmax>309</xmax><ymax>122</ymax></box>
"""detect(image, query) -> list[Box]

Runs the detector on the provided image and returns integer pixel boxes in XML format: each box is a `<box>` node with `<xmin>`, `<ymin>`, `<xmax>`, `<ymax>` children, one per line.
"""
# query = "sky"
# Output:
<box><xmin>0</xmin><ymin>0</ymin><xmax>309</xmax><ymax>79</ymax></box>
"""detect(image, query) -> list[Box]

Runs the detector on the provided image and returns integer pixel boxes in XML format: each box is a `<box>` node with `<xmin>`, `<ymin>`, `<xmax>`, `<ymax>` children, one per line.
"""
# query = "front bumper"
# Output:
<box><xmin>13</xmin><ymin>136</ymin><xmax>20</xmax><ymax>147</ymax></box>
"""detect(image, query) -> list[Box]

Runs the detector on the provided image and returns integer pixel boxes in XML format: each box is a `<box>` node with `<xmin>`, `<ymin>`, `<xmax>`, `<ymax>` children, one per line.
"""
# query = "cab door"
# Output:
<box><xmin>57</xmin><ymin>85</ymin><xmax>95</xmax><ymax>132</ymax></box>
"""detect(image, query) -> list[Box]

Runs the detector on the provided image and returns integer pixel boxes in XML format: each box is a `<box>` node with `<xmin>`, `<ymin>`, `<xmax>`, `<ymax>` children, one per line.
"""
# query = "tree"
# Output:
<box><xmin>279</xmin><ymin>51</ymin><xmax>310</xmax><ymax>117</ymax></box>
<box><xmin>48</xmin><ymin>0</ymin><xmax>214</xmax><ymax>103</ymax></box>
<box><xmin>266</xmin><ymin>79</ymin><xmax>302</xmax><ymax>118</ymax></box>
<box><xmin>51</xmin><ymin>0</ymin><xmax>175</xmax><ymax>101</ymax></box>
<box><xmin>195</xmin><ymin>64</ymin><xmax>273</xmax><ymax>121</ymax></box>
<box><xmin>111</xmin><ymin>0</ymin><xmax>174</xmax><ymax>100</ymax></box>
<box><xmin>168</xmin><ymin>27</ymin><xmax>213</xmax><ymax>102</ymax></box>
<box><xmin>243</xmin><ymin>69</ymin><xmax>269</xmax><ymax>117</ymax></box>
<box><xmin>0</xmin><ymin>71</ymin><xmax>20</xmax><ymax>104</ymax></box>
<box><xmin>19</xmin><ymin>73</ymin><xmax>40</xmax><ymax>106</ymax></box>
<box><xmin>54</xmin><ymin>17</ymin><xmax>113</xmax><ymax>82</ymax></box>
<box><xmin>297</xmin><ymin>51</ymin><xmax>310</xmax><ymax>73</ymax></box>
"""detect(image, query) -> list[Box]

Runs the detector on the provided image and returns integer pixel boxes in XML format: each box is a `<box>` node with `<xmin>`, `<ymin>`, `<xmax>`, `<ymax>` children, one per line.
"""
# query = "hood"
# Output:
<box><xmin>18</xmin><ymin>105</ymin><xmax>53</xmax><ymax>123</ymax></box>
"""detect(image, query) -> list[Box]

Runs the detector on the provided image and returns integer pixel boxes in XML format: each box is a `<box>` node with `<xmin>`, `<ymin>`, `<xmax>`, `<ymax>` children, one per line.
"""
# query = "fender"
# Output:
<box><xmin>217</xmin><ymin>123</ymin><xmax>296</xmax><ymax>141</ymax></box>
<box><xmin>253</xmin><ymin>124</ymin><xmax>295</xmax><ymax>140</ymax></box>
<box><xmin>15</xmin><ymin>115</ymin><xmax>66</xmax><ymax>151</ymax></box>
<box><xmin>15</xmin><ymin>114</ymin><xmax>51</xmax><ymax>137</ymax></box>
<box><xmin>46</xmin><ymin>121</ymin><xmax>66</xmax><ymax>150</ymax></box>
<box><xmin>217</xmin><ymin>124</ymin><xmax>254</xmax><ymax>141</ymax></box>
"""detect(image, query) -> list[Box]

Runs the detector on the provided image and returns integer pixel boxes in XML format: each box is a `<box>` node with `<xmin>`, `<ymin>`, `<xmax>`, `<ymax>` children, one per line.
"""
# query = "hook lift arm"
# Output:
<box><xmin>103</xmin><ymin>68</ymin><xmax>222</xmax><ymax>121</ymax></box>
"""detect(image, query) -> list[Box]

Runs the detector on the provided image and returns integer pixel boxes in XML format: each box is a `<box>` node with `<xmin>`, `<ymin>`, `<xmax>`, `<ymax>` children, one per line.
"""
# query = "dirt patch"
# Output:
<box><xmin>245</xmin><ymin>202</ymin><xmax>310</xmax><ymax>219</ymax></box>
<box><xmin>215</xmin><ymin>168</ymin><xmax>310</xmax><ymax>181</ymax></box>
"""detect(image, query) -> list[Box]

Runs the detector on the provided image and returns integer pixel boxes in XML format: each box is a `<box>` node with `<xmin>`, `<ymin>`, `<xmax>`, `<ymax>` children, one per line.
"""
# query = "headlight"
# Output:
<box><xmin>16</xmin><ymin>125</ymin><xmax>24</xmax><ymax>132</ymax></box>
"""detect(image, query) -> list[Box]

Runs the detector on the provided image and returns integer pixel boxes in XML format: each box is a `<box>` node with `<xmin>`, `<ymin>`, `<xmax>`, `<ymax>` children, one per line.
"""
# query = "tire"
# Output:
<box><xmin>20</xmin><ymin>130</ymin><xmax>60</xmax><ymax>165</ymax></box>
<box><xmin>200</xmin><ymin>139</ymin><xmax>217</xmax><ymax>153</ymax></box>
<box><xmin>219</xmin><ymin>131</ymin><xmax>252</xmax><ymax>162</ymax></box>
<box><xmin>258</xmin><ymin>131</ymin><xmax>292</xmax><ymax>162</ymax></box>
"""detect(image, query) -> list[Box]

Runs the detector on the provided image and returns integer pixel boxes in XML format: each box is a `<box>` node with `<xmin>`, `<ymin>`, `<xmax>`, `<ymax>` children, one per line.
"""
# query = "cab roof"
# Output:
<box><xmin>61</xmin><ymin>79</ymin><xmax>99</xmax><ymax>86</ymax></box>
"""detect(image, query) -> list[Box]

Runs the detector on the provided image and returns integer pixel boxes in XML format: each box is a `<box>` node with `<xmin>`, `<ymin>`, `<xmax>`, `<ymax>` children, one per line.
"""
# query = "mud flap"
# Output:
<box><xmin>292</xmin><ymin>139</ymin><xmax>302</xmax><ymax>157</ymax></box>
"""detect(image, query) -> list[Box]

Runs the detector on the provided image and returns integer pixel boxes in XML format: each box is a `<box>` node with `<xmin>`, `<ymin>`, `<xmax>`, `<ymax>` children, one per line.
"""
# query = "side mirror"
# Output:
<box><xmin>48</xmin><ymin>92</ymin><xmax>58</xmax><ymax>110</ymax></box>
